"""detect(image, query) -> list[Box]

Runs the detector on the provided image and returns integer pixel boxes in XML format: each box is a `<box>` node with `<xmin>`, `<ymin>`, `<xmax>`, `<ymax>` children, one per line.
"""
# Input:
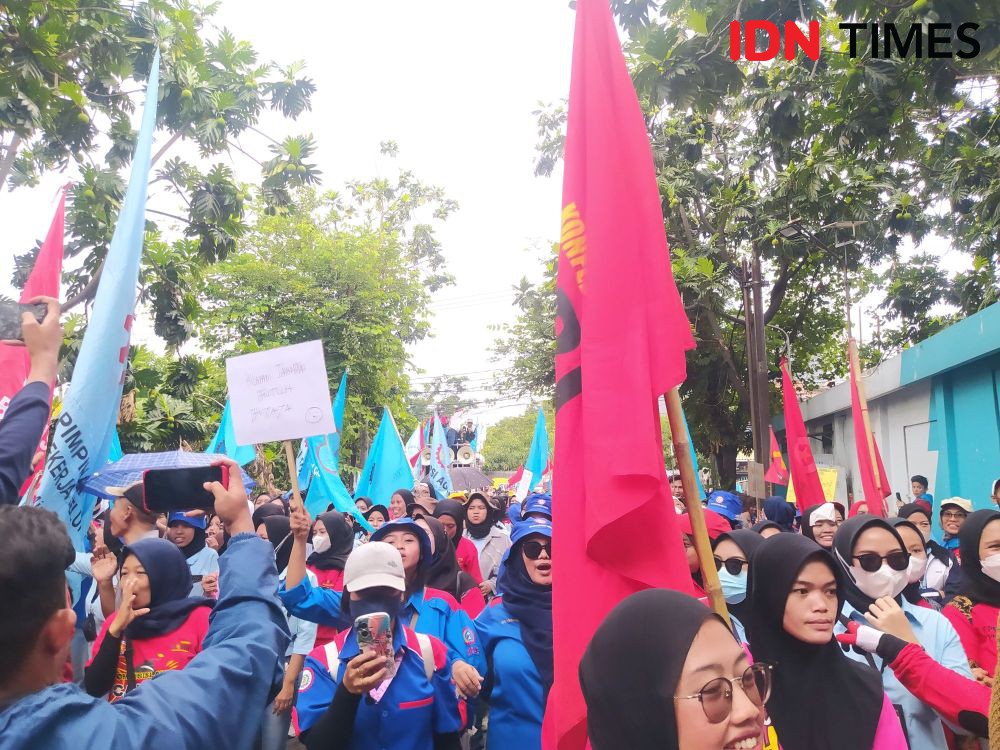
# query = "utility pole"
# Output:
<box><xmin>742</xmin><ymin>258</ymin><xmax>761</xmax><ymax>466</ymax></box>
<box><xmin>742</xmin><ymin>248</ymin><xmax>771</xmax><ymax>474</ymax></box>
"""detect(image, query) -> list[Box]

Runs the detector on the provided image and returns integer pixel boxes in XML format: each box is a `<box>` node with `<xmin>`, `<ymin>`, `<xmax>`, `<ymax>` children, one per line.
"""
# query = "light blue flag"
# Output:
<box><xmin>206</xmin><ymin>400</ymin><xmax>255</xmax><ymax>466</ymax></box>
<box><xmin>109</xmin><ymin>429</ymin><xmax>123</xmax><ymax>463</ymax></box>
<box><xmin>303</xmin><ymin>438</ymin><xmax>372</xmax><ymax>532</ymax></box>
<box><xmin>426</xmin><ymin>411</ymin><xmax>453</xmax><ymax>500</ymax></box>
<box><xmin>517</xmin><ymin>408</ymin><xmax>549</xmax><ymax>499</ymax></box>
<box><xmin>35</xmin><ymin>53</ymin><xmax>160</xmax><ymax>550</ymax></box>
<box><xmin>297</xmin><ymin>370</ymin><xmax>347</xmax><ymax>490</ymax></box>
<box><xmin>355</xmin><ymin>408</ymin><xmax>415</xmax><ymax>507</ymax></box>
<box><xmin>680</xmin><ymin>404</ymin><xmax>706</xmax><ymax>500</ymax></box>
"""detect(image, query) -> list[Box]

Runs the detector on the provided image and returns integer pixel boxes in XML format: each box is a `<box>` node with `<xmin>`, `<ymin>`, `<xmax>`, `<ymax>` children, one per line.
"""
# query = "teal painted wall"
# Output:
<box><xmin>900</xmin><ymin>303</ymin><xmax>1000</xmax><ymax>385</ymax></box>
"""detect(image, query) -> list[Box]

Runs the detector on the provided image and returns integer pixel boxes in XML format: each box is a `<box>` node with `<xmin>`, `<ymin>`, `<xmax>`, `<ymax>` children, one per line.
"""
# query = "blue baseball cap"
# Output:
<box><xmin>166</xmin><ymin>511</ymin><xmax>207</xmax><ymax>530</ymax></box>
<box><xmin>706</xmin><ymin>491</ymin><xmax>743</xmax><ymax>521</ymax></box>
<box><xmin>521</xmin><ymin>492</ymin><xmax>553</xmax><ymax>520</ymax></box>
<box><xmin>370</xmin><ymin>517</ymin><xmax>432</xmax><ymax>569</ymax></box>
<box><xmin>511</xmin><ymin>517</ymin><xmax>553</xmax><ymax>546</ymax></box>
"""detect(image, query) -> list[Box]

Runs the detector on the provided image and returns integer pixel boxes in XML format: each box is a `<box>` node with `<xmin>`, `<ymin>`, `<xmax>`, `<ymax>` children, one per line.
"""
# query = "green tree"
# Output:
<box><xmin>521</xmin><ymin>0</ymin><xmax>998</xmax><ymax>488</ymax></box>
<box><xmin>3</xmin><ymin>1</ymin><xmax>319</xmax><ymax>349</ymax></box>
<box><xmin>481</xmin><ymin>405</ymin><xmax>554</xmax><ymax>473</ymax></box>
<box><xmin>406</xmin><ymin>375</ymin><xmax>475</xmax><ymax>424</ymax></box>
<box><xmin>199</xmin><ymin>171</ymin><xmax>456</xmax><ymax>475</ymax></box>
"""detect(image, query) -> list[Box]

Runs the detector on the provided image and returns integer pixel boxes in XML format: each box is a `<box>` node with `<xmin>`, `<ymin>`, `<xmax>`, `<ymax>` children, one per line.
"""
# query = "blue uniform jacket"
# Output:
<box><xmin>295</xmin><ymin>622</ymin><xmax>462</xmax><ymax>748</ymax></box>
<box><xmin>473</xmin><ymin>598</ymin><xmax>545</xmax><ymax>749</ymax></box>
<box><xmin>280</xmin><ymin>579</ymin><xmax>485</xmax><ymax>674</ymax></box>
<box><xmin>0</xmin><ymin>534</ymin><xmax>290</xmax><ymax>749</ymax></box>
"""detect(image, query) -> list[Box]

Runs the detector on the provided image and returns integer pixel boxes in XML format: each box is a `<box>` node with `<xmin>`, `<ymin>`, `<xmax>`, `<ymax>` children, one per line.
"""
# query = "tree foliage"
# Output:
<box><xmin>519</xmin><ymin>0</ymin><xmax>999</xmax><ymax>487</ymax></box>
<box><xmin>481</xmin><ymin>405</ymin><xmax>554</xmax><ymax>473</ymax></box>
<box><xmin>406</xmin><ymin>376</ymin><xmax>476</xmax><ymax>424</ymax></box>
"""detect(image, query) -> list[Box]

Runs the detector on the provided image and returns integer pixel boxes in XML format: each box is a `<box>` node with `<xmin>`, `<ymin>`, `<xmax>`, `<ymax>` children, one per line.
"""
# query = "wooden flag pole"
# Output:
<box><xmin>848</xmin><ymin>338</ymin><xmax>884</xmax><ymax>507</ymax></box>
<box><xmin>666</xmin><ymin>388</ymin><xmax>731</xmax><ymax>627</ymax></box>
<box><xmin>283</xmin><ymin>439</ymin><xmax>305</xmax><ymax>512</ymax></box>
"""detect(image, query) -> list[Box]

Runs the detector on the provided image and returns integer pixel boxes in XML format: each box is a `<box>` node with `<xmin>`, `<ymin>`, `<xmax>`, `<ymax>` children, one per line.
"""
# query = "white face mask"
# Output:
<box><xmin>851</xmin><ymin>562</ymin><xmax>909</xmax><ymax>599</ymax></box>
<box><xmin>312</xmin><ymin>533</ymin><xmax>331</xmax><ymax>554</ymax></box>
<box><xmin>906</xmin><ymin>554</ymin><xmax>929</xmax><ymax>584</ymax></box>
<box><xmin>981</xmin><ymin>554</ymin><xmax>1000</xmax><ymax>583</ymax></box>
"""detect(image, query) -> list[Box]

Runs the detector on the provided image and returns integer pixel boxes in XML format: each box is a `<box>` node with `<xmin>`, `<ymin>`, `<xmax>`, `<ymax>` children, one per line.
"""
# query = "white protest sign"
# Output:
<box><xmin>226</xmin><ymin>340</ymin><xmax>335</xmax><ymax>445</ymax></box>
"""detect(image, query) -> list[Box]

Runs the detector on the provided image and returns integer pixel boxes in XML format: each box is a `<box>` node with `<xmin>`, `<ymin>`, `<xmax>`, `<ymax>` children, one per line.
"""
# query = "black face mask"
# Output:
<box><xmin>351</xmin><ymin>592</ymin><xmax>403</xmax><ymax>623</ymax></box>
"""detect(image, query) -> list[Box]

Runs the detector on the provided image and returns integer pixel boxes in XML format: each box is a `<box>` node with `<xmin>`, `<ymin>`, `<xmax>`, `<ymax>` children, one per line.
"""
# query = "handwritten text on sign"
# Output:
<box><xmin>226</xmin><ymin>340</ymin><xmax>335</xmax><ymax>445</ymax></box>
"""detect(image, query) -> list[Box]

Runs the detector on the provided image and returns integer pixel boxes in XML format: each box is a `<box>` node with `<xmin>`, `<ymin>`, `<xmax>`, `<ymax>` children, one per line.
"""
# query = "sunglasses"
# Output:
<box><xmin>853</xmin><ymin>550</ymin><xmax>909</xmax><ymax>573</ymax></box>
<box><xmin>522</xmin><ymin>540</ymin><xmax>552</xmax><ymax>560</ymax></box>
<box><xmin>675</xmin><ymin>663</ymin><xmax>772</xmax><ymax>724</ymax></box>
<box><xmin>713</xmin><ymin>556</ymin><xmax>748</xmax><ymax>576</ymax></box>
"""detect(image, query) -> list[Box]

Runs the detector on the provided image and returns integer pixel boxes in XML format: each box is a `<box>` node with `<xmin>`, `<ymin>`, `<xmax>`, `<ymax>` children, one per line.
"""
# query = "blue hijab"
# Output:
<box><xmin>498</xmin><ymin>522</ymin><xmax>553</xmax><ymax>692</ymax></box>
<box><xmin>762</xmin><ymin>496</ymin><xmax>796</xmax><ymax>531</ymax></box>
<box><xmin>119</xmin><ymin>538</ymin><xmax>213</xmax><ymax>639</ymax></box>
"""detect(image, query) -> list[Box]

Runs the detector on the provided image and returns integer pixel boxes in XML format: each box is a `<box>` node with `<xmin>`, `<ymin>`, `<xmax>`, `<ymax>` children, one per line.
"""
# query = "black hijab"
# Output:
<box><xmin>433</xmin><ymin>499</ymin><xmax>466</xmax><ymax>546</ymax></box>
<box><xmin>746</xmin><ymin>534</ymin><xmax>882</xmax><ymax>750</ymax></box>
<box><xmin>119</xmin><ymin>538</ymin><xmax>213</xmax><ymax>639</ymax></box>
<box><xmin>898</xmin><ymin>503</ymin><xmax>952</xmax><ymax>566</ymax></box>
<box><xmin>500</xmin><ymin>536</ymin><xmax>553</xmax><ymax>696</ymax></box>
<box><xmin>420</xmin><ymin>515</ymin><xmax>478</xmax><ymax>602</ymax></box>
<box><xmin>713</xmin><ymin>529</ymin><xmax>764</xmax><ymax>624</ymax></box>
<box><xmin>464</xmin><ymin>493</ymin><xmax>495</xmax><ymax>540</ymax></box>
<box><xmin>263</xmin><ymin>516</ymin><xmax>293</xmax><ymax>574</ymax></box>
<box><xmin>252</xmin><ymin>503</ymin><xmax>285</xmax><ymax>534</ymax></box>
<box><xmin>957</xmin><ymin>509</ymin><xmax>1000</xmax><ymax>607</ymax></box>
<box><xmin>799</xmin><ymin>503</ymin><xmax>838</xmax><ymax>544</ymax></box>
<box><xmin>751</xmin><ymin>520</ymin><xmax>782</xmax><ymax>535</ymax></box>
<box><xmin>831</xmin><ymin>515</ymin><xmax>909</xmax><ymax>614</ymax></box>
<box><xmin>887</xmin><ymin>517</ymin><xmax>925</xmax><ymax>606</ymax></box>
<box><xmin>580</xmin><ymin>589</ymin><xmax>719</xmax><ymax>750</ymax></box>
<box><xmin>169</xmin><ymin>519</ymin><xmax>206</xmax><ymax>560</ymax></box>
<box><xmin>308</xmin><ymin>511</ymin><xmax>355</xmax><ymax>571</ymax></box>
<box><xmin>762</xmin><ymin>496</ymin><xmax>795</xmax><ymax>531</ymax></box>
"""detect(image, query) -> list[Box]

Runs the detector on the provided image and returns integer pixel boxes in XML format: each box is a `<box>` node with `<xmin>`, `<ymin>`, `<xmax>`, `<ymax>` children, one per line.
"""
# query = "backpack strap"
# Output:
<box><xmin>322</xmin><ymin>640</ymin><xmax>340</xmax><ymax>674</ymax></box>
<box><xmin>415</xmin><ymin>632</ymin><xmax>435</xmax><ymax>681</ymax></box>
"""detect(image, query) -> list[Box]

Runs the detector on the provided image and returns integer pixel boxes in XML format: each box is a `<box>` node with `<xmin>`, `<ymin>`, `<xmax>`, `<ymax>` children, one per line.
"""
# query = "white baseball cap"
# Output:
<box><xmin>940</xmin><ymin>497</ymin><xmax>973</xmax><ymax>515</ymax></box>
<box><xmin>344</xmin><ymin>542</ymin><xmax>406</xmax><ymax>593</ymax></box>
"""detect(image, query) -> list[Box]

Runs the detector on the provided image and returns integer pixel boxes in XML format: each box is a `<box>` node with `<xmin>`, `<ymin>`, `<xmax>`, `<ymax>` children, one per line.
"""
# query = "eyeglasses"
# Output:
<box><xmin>941</xmin><ymin>511</ymin><xmax>968</xmax><ymax>521</ymax></box>
<box><xmin>522</xmin><ymin>540</ymin><xmax>551</xmax><ymax>560</ymax></box>
<box><xmin>675</xmin><ymin>663</ymin><xmax>772</xmax><ymax>723</ymax></box>
<box><xmin>853</xmin><ymin>550</ymin><xmax>909</xmax><ymax>572</ymax></box>
<box><xmin>713</xmin><ymin>556</ymin><xmax>748</xmax><ymax>575</ymax></box>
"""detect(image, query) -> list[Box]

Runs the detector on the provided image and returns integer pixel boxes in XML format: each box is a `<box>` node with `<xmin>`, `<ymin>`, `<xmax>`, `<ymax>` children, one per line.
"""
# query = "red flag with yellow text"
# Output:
<box><xmin>545</xmin><ymin>1</ymin><xmax>696</xmax><ymax>747</ymax></box>
<box><xmin>780</xmin><ymin>358</ymin><xmax>824</xmax><ymax>511</ymax></box>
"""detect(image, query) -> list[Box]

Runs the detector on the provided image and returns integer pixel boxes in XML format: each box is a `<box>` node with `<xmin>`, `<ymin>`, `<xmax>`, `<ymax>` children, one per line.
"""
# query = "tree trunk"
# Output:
<box><xmin>713</xmin><ymin>443</ymin><xmax>740</xmax><ymax>492</ymax></box>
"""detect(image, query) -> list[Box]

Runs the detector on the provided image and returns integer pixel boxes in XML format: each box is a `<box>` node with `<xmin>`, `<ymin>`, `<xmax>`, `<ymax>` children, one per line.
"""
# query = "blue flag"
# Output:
<box><xmin>355</xmin><ymin>408</ymin><xmax>414</xmax><ymax>506</ymax></box>
<box><xmin>517</xmin><ymin>408</ymin><xmax>549</xmax><ymax>500</ymax></box>
<box><xmin>297</xmin><ymin>370</ymin><xmax>348</xmax><ymax>490</ymax></box>
<box><xmin>426</xmin><ymin>411</ymin><xmax>453</xmax><ymax>500</ymax></box>
<box><xmin>207</xmin><ymin>400</ymin><xmax>255</xmax><ymax>466</ymax></box>
<box><xmin>302</xmin><ymin>438</ymin><xmax>371</xmax><ymax>531</ymax></box>
<box><xmin>35</xmin><ymin>53</ymin><xmax>160</xmax><ymax>550</ymax></box>
<box><xmin>680</xmin><ymin>404</ymin><xmax>706</xmax><ymax>500</ymax></box>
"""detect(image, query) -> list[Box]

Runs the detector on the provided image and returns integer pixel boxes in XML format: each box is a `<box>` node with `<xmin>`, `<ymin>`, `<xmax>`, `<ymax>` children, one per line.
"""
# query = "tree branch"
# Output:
<box><xmin>699</xmin><ymin>302</ymin><xmax>751</xmax><ymax>405</ymax></box>
<box><xmin>763</xmin><ymin>254</ymin><xmax>810</xmax><ymax>324</ymax></box>
<box><xmin>61</xmin><ymin>261</ymin><xmax>104</xmax><ymax>313</ymax></box>
<box><xmin>0</xmin><ymin>134</ymin><xmax>22</xmax><ymax>193</ymax></box>
<box><xmin>151</xmin><ymin>131</ymin><xmax>183</xmax><ymax>167</ymax></box>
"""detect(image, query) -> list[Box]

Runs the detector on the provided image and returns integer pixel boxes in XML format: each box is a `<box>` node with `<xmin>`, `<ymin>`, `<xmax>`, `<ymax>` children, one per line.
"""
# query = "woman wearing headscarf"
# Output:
<box><xmin>711</xmin><ymin>530</ymin><xmax>763</xmax><ymax>645</ymax></box>
<box><xmin>886</xmin><ymin>517</ymin><xmax>937</xmax><ymax>609</ymax></box>
<box><xmin>417</xmin><ymin>515</ymin><xmax>486</xmax><ymax>619</ymax></box>
<box><xmin>800</xmin><ymin>502</ymin><xmax>844</xmax><ymax>550</ymax></box>
<box><xmin>363</xmin><ymin>504</ymin><xmax>388</xmax><ymax>534</ymax></box>
<box><xmin>84</xmin><ymin>538</ymin><xmax>213</xmax><ymax>702</ymax></box>
<box><xmin>898</xmin><ymin>502</ymin><xmax>952</xmax><ymax>600</ymax></box>
<box><xmin>751</xmin><ymin>520</ymin><xmax>782</xmax><ymax>539</ymax></box>
<box><xmin>580</xmin><ymin>589</ymin><xmax>769</xmax><ymax>750</ymax></box>
<box><xmin>473</xmin><ymin>518</ymin><xmax>554</xmax><ymax>748</ymax></box>
<box><xmin>288</xmin><ymin>511</ymin><xmax>355</xmax><ymax>648</ymax></box>
<box><xmin>832</xmin><ymin>515</ymin><xmax>972</xmax><ymax>748</ymax></box>
<box><xmin>165</xmin><ymin>511</ymin><xmax>220</xmax><ymax>598</ymax></box>
<box><xmin>761</xmin><ymin>496</ymin><xmax>795</xmax><ymax>532</ymax></box>
<box><xmin>463</xmin><ymin>492</ymin><xmax>511</xmax><ymax>597</ymax></box>
<box><xmin>678</xmin><ymin>510</ymin><xmax>731</xmax><ymax>601</ymax></box>
<box><xmin>389</xmin><ymin>488</ymin><xmax>412</xmax><ymax>521</ymax></box>
<box><xmin>943</xmin><ymin>509</ymin><xmax>1000</xmax><ymax>686</ymax></box>
<box><xmin>746</xmin><ymin>533</ymin><xmax>905</xmax><ymax>749</ymax></box>
<box><xmin>257</xmin><ymin>515</ymin><xmax>318</xmax><ymax>750</ymax></box>
<box><xmin>433</xmin><ymin>499</ymin><xmax>483</xmax><ymax>584</ymax></box>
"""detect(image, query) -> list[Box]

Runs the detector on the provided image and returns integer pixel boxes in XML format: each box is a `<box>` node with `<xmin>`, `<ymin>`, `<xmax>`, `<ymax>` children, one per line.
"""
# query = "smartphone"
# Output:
<box><xmin>142</xmin><ymin>465</ymin><xmax>229</xmax><ymax>513</ymax></box>
<box><xmin>354</xmin><ymin>612</ymin><xmax>396</xmax><ymax>681</ymax></box>
<box><xmin>0</xmin><ymin>300</ymin><xmax>47</xmax><ymax>341</ymax></box>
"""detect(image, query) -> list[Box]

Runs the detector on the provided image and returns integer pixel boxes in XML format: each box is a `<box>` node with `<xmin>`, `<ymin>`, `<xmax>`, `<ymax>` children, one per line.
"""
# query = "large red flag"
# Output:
<box><xmin>0</xmin><ymin>191</ymin><xmax>66</xmax><ymax>495</ymax></box>
<box><xmin>780</xmin><ymin>358</ymin><xmax>824</xmax><ymax>511</ymax></box>
<box><xmin>547</xmin><ymin>1</ymin><xmax>696</xmax><ymax>747</ymax></box>
<box><xmin>763</xmin><ymin>426</ymin><xmax>789</xmax><ymax>485</ymax></box>
<box><xmin>849</xmin><ymin>340</ymin><xmax>890</xmax><ymax>516</ymax></box>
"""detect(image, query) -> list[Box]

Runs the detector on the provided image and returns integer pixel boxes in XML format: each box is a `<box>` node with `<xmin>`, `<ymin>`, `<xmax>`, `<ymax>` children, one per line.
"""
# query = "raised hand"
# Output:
<box><xmin>108</xmin><ymin>577</ymin><xmax>150</xmax><ymax>638</ymax></box>
<box><xmin>90</xmin><ymin>545</ymin><xmax>118</xmax><ymax>584</ymax></box>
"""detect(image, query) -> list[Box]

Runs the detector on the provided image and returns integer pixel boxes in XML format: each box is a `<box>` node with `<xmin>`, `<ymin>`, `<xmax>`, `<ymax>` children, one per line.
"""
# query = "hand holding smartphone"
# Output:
<box><xmin>355</xmin><ymin>612</ymin><xmax>395</xmax><ymax>682</ymax></box>
<box><xmin>142</xmin><ymin>464</ymin><xmax>230</xmax><ymax>513</ymax></box>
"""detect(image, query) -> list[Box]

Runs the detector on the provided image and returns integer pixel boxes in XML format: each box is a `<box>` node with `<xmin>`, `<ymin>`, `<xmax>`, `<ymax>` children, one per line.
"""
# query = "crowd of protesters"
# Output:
<box><xmin>1</xmin><ymin>303</ymin><xmax>999</xmax><ymax>750</ymax></box>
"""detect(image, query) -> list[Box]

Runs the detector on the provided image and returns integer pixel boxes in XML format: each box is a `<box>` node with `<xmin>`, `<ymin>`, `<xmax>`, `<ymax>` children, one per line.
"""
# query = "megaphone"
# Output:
<box><xmin>456</xmin><ymin>444</ymin><xmax>474</xmax><ymax>465</ymax></box>
<box><xmin>420</xmin><ymin>447</ymin><xmax>432</xmax><ymax>466</ymax></box>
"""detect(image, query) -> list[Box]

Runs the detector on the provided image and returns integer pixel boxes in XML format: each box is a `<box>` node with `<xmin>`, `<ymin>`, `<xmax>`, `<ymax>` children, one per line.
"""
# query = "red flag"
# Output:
<box><xmin>780</xmin><ymin>359</ymin><xmax>824</xmax><ymax>511</ymax></box>
<box><xmin>546</xmin><ymin>1</ymin><xmax>696</xmax><ymax>746</ymax></box>
<box><xmin>763</xmin><ymin>426</ymin><xmax>789</xmax><ymax>485</ymax></box>
<box><xmin>849</xmin><ymin>340</ymin><xmax>890</xmax><ymax>516</ymax></box>
<box><xmin>507</xmin><ymin>464</ymin><xmax>524</xmax><ymax>488</ymax></box>
<box><xmin>0</xmin><ymin>191</ymin><xmax>66</xmax><ymax>496</ymax></box>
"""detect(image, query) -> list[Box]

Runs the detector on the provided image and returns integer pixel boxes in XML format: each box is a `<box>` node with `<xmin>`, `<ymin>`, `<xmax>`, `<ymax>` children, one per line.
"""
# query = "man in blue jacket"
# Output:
<box><xmin>0</xmin><ymin>457</ymin><xmax>290</xmax><ymax>749</ymax></box>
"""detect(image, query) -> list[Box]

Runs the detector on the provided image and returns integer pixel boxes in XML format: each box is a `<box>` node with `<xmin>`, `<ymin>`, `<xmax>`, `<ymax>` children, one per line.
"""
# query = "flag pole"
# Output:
<box><xmin>666</xmin><ymin>388</ymin><xmax>731</xmax><ymax>626</ymax></box>
<box><xmin>283</xmin><ymin>439</ymin><xmax>305</xmax><ymax>511</ymax></box>
<box><xmin>848</xmin><ymin>337</ymin><xmax>884</xmax><ymax>511</ymax></box>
